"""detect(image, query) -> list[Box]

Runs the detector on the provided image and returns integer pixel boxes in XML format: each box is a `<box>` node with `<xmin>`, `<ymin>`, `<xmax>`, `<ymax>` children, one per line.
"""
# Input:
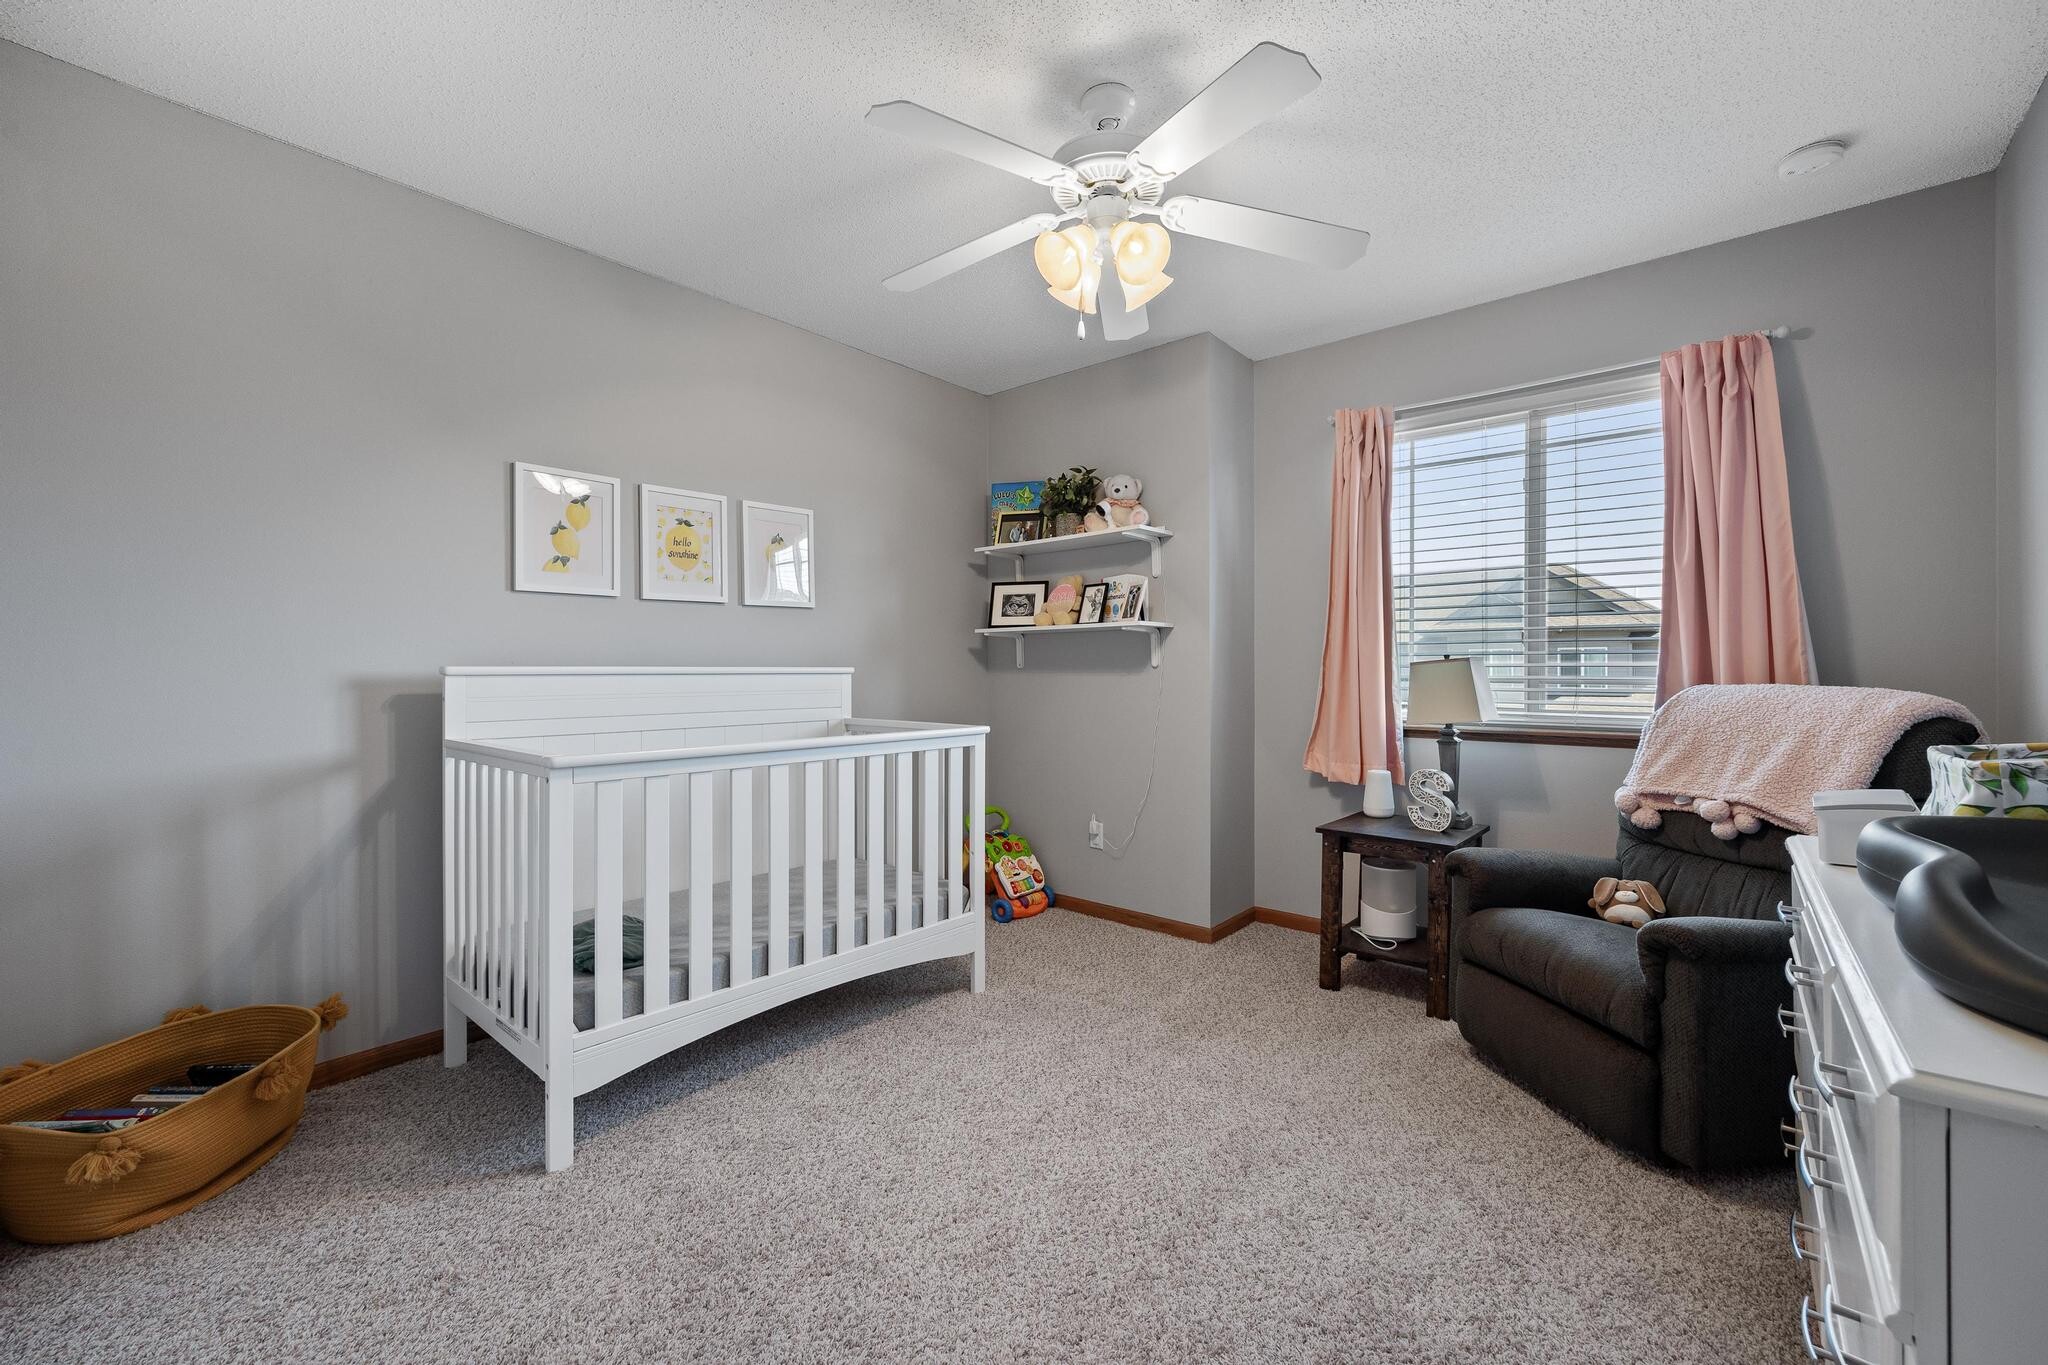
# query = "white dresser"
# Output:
<box><xmin>1785</xmin><ymin>838</ymin><xmax>2048</xmax><ymax>1364</ymax></box>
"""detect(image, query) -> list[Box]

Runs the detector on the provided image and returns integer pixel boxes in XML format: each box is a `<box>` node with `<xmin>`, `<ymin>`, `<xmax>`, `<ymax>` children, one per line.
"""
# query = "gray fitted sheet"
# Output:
<box><xmin>572</xmin><ymin>858</ymin><xmax>953</xmax><ymax>1030</ymax></box>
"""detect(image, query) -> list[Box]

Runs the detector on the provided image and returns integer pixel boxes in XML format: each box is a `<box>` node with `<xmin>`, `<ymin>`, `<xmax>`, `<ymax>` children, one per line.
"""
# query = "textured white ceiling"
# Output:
<box><xmin>5</xmin><ymin>1</ymin><xmax>2046</xmax><ymax>394</ymax></box>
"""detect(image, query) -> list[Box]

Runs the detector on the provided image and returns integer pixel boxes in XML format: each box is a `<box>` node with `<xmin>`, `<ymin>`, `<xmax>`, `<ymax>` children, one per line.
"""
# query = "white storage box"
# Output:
<box><xmin>1814</xmin><ymin>789</ymin><xmax>1917</xmax><ymax>866</ymax></box>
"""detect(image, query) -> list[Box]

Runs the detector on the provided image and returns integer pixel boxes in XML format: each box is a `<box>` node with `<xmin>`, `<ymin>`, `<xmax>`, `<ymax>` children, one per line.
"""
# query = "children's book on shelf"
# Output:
<box><xmin>988</xmin><ymin>480</ymin><xmax>1045</xmax><ymax>543</ymax></box>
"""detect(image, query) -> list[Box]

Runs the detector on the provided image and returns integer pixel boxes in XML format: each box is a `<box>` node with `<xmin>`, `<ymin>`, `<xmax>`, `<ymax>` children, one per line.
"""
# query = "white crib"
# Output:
<box><xmin>440</xmin><ymin>666</ymin><xmax>987</xmax><ymax>1171</ymax></box>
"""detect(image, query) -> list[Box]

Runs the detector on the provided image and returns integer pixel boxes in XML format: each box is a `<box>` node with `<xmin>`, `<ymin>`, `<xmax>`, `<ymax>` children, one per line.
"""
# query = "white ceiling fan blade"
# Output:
<box><xmin>865</xmin><ymin>101</ymin><xmax>1073</xmax><ymax>186</ymax></box>
<box><xmin>1131</xmin><ymin>43</ymin><xmax>1320</xmax><ymax>180</ymax></box>
<box><xmin>1100</xmin><ymin>276</ymin><xmax>1149</xmax><ymax>341</ymax></box>
<box><xmin>883</xmin><ymin>214</ymin><xmax>1057</xmax><ymax>291</ymax></box>
<box><xmin>1158</xmin><ymin>196</ymin><xmax>1370</xmax><ymax>270</ymax></box>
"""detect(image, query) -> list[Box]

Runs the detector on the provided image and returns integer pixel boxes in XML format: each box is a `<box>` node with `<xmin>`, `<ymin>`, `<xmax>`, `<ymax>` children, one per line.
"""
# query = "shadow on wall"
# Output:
<box><xmin>1771</xmin><ymin>336</ymin><xmax>1847</xmax><ymax>681</ymax></box>
<box><xmin>0</xmin><ymin>679</ymin><xmax>442</xmax><ymax>1063</ymax></box>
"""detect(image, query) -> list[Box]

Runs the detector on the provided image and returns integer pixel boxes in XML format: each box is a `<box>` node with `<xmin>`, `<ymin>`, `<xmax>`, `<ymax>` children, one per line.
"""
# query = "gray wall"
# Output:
<box><xmin>1998</xmin><ymin>77</ymin><xmax>2048</xmax><ymax>737</ymax></box>
<box><xmin>1254</xmin><ymin>177</ymin><xmax>2000</xmax><ymax>918</ymax></box>
<box><xmin>984</xmin><ymin>335</ymin><xmax>1253</xmax><ymax>930</ymax></box>
<box><xmin>0</xmin><ymin>44</ymin><xmax>990</xmax><ymax>1065</ymax></box>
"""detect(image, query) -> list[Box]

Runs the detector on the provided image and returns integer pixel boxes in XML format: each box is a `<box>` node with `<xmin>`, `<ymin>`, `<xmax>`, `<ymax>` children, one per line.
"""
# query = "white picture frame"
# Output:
<box><xmin>741</xmin><ymin>500</ymin><xmax>815</xmax><ymax>608</ymax></box>
<box><xmin>1104</xmin><ymin>573</ymin><xmax>1147</xmax><ymax>622</ymax></box>
<box><xmin>512</xmin><ymin>462</ymin><xmax>620</xmax><ymax>596</ymax></box>
<box><xmin>639</xmin><ymin>484</ymin><xmax>728</xmax><ymax>603</ymax></box>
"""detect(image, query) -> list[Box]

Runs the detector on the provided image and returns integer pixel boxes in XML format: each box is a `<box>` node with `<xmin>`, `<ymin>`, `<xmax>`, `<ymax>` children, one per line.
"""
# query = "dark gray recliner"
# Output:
<box><xmin>1444</xmin><ymin>716</ymin><xmax>1977</xmax><ymax>1168</ymax></box>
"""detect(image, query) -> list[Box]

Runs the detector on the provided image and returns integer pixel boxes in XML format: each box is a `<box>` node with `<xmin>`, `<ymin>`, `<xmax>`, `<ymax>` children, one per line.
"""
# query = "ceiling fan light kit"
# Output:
<box><xmin>867</xmin><ymin>42</ymin><xmax>1371</xmax><ymax>341</ymax></box>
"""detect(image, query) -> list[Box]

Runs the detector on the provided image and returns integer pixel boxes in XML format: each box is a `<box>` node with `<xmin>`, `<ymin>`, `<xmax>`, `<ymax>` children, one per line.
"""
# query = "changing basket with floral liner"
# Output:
<box><xmin>0</xmin><ymin>994</ymin><xmax>345</xmax><ymax>1244</ymax></box>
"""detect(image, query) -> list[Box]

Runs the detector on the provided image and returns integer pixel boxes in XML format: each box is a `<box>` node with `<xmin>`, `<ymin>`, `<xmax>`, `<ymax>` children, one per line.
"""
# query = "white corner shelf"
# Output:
<box><xmin>974</xmin><ymin>525</ymin><xmax>1174</xmax><ymax>578</ymax></box>
<box><xmin>976</xmin><ymin>621</ymin><xmax>1174</xmax><ymax>669</ymax></box>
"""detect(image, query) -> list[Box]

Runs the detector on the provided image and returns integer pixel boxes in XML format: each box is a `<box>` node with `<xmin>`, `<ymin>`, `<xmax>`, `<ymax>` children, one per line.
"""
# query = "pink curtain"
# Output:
<box><xmin>1656</xmin><ymin>332</ymin><xmax>1814</xmax><ymax>704</ymax></box>
<box><xmin>1304</xmin><ymin>407</ymin><xmax>1404</xmax><ymax>785</ymax></box>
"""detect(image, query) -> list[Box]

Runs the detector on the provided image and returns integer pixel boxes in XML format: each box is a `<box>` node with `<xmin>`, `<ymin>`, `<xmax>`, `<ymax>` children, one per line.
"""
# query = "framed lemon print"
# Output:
<box><xmin>512</xmin><ymin>461</ymin><xmax>620</xmax><ymax>596</ymax></box>
<box><xmin>741</xmin><ymin>500</ymin><xmax>815</xmax><ymax>608</ymax></box>
<box><xmin>640</xmin><ymin>484</ymin><xmax>727</xmax><ymax>603</ymax></box>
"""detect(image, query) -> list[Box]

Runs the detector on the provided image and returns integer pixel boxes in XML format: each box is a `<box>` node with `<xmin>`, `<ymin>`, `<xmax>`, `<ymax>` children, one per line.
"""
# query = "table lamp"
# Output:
<box><xmin>1405</xmin><ymin>656</ymin><xmax>1497</xmax><ymax>829</ymax></box>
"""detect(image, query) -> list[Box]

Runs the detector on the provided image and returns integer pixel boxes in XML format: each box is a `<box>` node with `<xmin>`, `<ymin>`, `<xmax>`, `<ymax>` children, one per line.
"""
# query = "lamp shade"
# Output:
<box><xmin>1405</xmin><ymin>656</ymin><xmax>1498</xmax><ymax>726</ymax></box>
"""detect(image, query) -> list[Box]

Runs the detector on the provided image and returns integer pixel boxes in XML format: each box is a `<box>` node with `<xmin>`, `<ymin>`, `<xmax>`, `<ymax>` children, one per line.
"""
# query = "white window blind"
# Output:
<box><xmin>1391</xmin><ymin>366</ymin><xmax>1663</xmax><ymax>729</ymax></box>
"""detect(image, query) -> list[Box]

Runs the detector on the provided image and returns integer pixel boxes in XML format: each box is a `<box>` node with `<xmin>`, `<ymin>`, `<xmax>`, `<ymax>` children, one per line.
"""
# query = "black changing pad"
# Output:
<box><xmin>1857</xmin><ymin>817</ymin><xmax>2048</xmax><ymax>1036</ymax></box>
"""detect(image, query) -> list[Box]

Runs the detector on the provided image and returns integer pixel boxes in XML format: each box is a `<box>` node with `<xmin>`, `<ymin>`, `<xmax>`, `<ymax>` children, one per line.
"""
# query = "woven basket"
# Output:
<box><xmin>0</xmin><ymin>995</ymin><xmax>344</xmax><ymax>1244</ymax></box>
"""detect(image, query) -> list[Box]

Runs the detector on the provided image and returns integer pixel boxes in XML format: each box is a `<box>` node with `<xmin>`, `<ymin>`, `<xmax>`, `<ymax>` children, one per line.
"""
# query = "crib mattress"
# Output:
<box><xmin>571</xmin><ymin>858</ymin><xmax>952</xmax><ymax>1030</ymax></box>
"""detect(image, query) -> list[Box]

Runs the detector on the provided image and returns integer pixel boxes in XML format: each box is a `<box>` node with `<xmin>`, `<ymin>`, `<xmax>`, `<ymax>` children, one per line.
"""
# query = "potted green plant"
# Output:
<box><xmin>1042</xmin><ymin>466</ymin><xmax>1101</xmax><ymax>538</ymax></box>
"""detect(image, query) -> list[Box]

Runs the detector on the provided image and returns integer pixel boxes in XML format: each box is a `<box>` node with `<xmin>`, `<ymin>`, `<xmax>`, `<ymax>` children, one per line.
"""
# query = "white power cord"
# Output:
<box><xmin>1101</xmin><ymin>663</ymin><xmax>1167</xmax><ymax>858</ymax></box>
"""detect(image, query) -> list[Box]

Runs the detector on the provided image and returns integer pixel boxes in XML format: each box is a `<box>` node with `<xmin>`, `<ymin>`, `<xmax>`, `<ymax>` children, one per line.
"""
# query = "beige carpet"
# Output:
<box><xmin>0</xmin><ymin>913</ymin><xmax>1802</xmax><ymax>1363</ymax></box>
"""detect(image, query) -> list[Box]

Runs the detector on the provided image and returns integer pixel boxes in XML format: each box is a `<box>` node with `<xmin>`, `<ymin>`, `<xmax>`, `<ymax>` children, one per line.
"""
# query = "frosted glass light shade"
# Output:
<box><xmin>1036</xmin><ymin>225</ymin><xmax>1102</xmax><ymax>312</ymax></box>
<box><xmin>1111</xmin><ymin>221</ymin><xmax>1171</xmax><ymax>283</ymax></box>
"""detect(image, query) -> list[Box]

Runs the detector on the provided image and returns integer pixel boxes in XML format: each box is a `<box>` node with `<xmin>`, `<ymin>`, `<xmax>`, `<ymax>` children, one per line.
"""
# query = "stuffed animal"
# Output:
<box><xmin>1589</xmin><ymin>877</ymin><xmax>1667</xmax><ymax>929</ymax></box>
<box><xmin>1083</xmin><ymin>474</ymin><xmax>1149</xmax><ymax>532</ymax></box>
<box><xmin>1033</xmin><ymin>574</ymin><xmax>1085</xmax><ymax>627</ymax></box>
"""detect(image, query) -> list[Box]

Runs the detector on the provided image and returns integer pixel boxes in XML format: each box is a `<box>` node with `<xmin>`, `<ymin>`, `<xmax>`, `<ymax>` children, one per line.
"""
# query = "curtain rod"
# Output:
<box><xmin>1327</xmin><ymin>326</ymin><xmax>1793</xmax><ymax>426</ymax></box>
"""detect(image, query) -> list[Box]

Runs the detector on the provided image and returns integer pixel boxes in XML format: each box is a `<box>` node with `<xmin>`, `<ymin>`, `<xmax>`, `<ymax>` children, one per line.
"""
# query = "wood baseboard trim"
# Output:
<box><xmin>1251</xmin><ymin>906</ymin><xmax>1320</xmax><ymax>935</ymax></box>
<box><xmin>1056</xmin><ymin>898</ymin><xmax>1311</xmax><ymax>945</ymax></box>
<box><xmin>1057</xmin><ymin>895</ymin><xmax>1219</xmax><ymax>942</ymax></box>
<box><xmin>311</xmin><ymin>1023</ymin><xmax>483</xmax><ymax>1090</ymax></box>
<box><xmin>1209</xmin><ymin>906</ymin><xmax>1257</xmax><ymax>943</ymax></box>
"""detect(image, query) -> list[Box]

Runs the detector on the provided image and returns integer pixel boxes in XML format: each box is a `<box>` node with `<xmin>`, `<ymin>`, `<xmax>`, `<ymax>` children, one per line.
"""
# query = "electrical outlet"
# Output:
<box><xmin>1088</xmin><ymin>816</ymin><xmax>1105</xmax><ymax>850</ymax></box>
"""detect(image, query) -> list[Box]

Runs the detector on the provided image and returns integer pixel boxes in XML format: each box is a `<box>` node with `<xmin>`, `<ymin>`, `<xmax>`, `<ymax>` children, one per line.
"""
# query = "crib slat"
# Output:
<box><xmin>643</xmin><ymin>775</ymin><xmax>671</xmax><ymax>1012</ymax></box>
<box><xmin>442</xmin><ymin>757</ymin><xmax>456</xmax><ymax>984</ymax></box>
<box><xmin>594</xmin><ymin>779</ymin><xmax>624</xmax><ymax>1028</ymax></box>
<box><xmin>508</xmin><ymin>772</ymin><xmax>526</xmax><ymax>1033</ymax></box>
<box><xmin>454</xmin><ymin>761</ymin><xmax>468</xmax><ymax>988</ymax></box>
<box><xmin>835</xmin><ymin>760</ymin><xmax>855</xmax><ymax>953</ymax></box>
<box><xmin>946</xmin><ymin>746</ymin><xmax>964</xmax><ymax>918</ymax></box>
<box><xmin>490</xmin><ymin>767</ymin><xmax>508</xmax><ymax>1015</ymax></box>
<box><xmin>767</xmin><ymin>765</ymin><xmax>790</xmax><ymax>976</ymax></box>
<box><xmin>488</xmin><ymin>766</ymin><xmax>501</xmax><ymax>995</ymax></box>
<box><xmin>528</xmin><ymin>773</ymin><xmax>544</xmax><ymax>1034</ymax></box>
<box><xmin>801</xmin><ymin>761</ymin><xmax>824</xmax><ymax>964</ymax></box>
<box><xmin>688</xmin><ymin>772</ymin><xmax>714</xmax><ymax>1001</ymax></box>
<box><xmin>465</xmin><ymin>761</ymin><xmax>481</xmax><ymax>990</ymax></box>
<box><xmin>865</xmin><ymin>756</ymin><xmax>886</xmax><ymax>943</ymax></box>
<box><xmin>970</xmin><ymin>743</ymin><xmax>986</xmax><ymax>925</ymax></box>
<box><xmin>451</xmin><ymin>761</ymin><xmax>467</xmax><ymax>985</ymax></box>
<box><xmin>893</xmin><ymin>751</ymin><xmax>913</xmax><ymax>933</ymax></box>
<box><xmin>730</xmin><ymin>768</ymin><xmax>754</xmax><ymax>986</ymax></box>
<box><xmin>922</xmin><ymin>750</ymin><xmax>941</xmax><ymax>932</ymax></box>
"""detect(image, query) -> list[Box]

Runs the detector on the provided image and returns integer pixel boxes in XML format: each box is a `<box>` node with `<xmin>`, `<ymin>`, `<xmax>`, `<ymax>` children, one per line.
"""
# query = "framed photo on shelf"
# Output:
<box><xmin>988</xmin><ymin>580</ymin><xmax>1048</xmax><ymax>627</ymax></box>
<box><xmin>988</xmin><ymin>480</ymin><xmax>1045</xmax><ymax>542</ymax></box>
<box><xmin>741</xmin><ymin>500</ymin><xmax>815</xmax><ymax>608</ymax></box>
<box><xmin>1077</xmin><ymin>582</ymin><xmax>1108</xmax><ymax>624</ymax></box>
<box><xmin>1104</xmin><ymin>573</ymin><xmax>1147</xmax><ymax>622</ymax></box>
<box><xmin>992</xmin><ymin>510</ymin><xmax>1045</xmax><ymax>545</ymax></box>
<box><xmin>512</xmin><ymin>461</ymin><xmax>620</xmax><ymax>596</ymax></box>
<box><xmin>639</xmin><ymin>484</ymin><xmax>727</xmax><ymax>603</ymax></box>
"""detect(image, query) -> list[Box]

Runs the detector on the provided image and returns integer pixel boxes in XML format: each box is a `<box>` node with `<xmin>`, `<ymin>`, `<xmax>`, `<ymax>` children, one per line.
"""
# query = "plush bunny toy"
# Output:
<box><xmin>1588</xmin><ymin>877</ymin><xmax>1667</xmax><ymax>929</ymax></box>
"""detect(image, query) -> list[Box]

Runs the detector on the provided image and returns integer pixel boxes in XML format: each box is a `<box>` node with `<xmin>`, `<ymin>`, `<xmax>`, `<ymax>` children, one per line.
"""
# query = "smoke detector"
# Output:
<box><xmin>1778</xmin><ymin>139</ymin><xmax>1848</xmax><ymax>179</ymax></box>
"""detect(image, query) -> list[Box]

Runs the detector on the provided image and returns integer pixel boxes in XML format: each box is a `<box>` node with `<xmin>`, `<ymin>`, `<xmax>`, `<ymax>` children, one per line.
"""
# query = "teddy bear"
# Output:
<box><xmin>1033</xmin><ymin>574</ymin><xmax>1085</xmax><ymax>627</ymax></box>
<box><xmin>1082</xmin><ymin>474</ymin><xmax>1149</xmax><ymax>532</ymax></box>
<box><xmin>1588</xmin><ymin>877</ymin><xmax>1667</xmax><ymax>929</ymax></box>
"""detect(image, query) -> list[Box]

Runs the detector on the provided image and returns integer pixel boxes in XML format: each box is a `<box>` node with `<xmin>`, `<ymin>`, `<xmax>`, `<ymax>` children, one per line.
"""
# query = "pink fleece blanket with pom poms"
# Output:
<box><xmin>1615</xmin><ymin>685</ymin><xmax>1979</xmax><ymax>839</ymax></box>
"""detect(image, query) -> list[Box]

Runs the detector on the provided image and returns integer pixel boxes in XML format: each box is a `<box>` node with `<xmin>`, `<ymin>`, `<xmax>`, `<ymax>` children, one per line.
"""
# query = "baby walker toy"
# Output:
<box><xmin>975</xmin><ymin>805</ymin><xmax>1053</xmax><ymax>922</ymax></box>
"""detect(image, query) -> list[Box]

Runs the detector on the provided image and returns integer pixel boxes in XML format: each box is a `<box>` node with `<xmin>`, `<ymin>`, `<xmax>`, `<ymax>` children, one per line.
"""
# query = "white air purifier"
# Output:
<box><xmin>1357</xmin><ymin>858</ymin><xmax>1418</xmax><ymax>940</ymax></box>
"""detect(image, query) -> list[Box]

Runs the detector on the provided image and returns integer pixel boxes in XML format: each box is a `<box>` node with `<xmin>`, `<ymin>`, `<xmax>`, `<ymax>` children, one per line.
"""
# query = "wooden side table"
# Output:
<box><xmin>1315</xmin><ymin>812</ymin><xmax>1489</xmax><ymax>1019</ymax></box>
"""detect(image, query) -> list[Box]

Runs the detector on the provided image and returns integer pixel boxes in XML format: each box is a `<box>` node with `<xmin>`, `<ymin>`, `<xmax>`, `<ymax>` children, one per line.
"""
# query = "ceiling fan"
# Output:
<box><xmin>865</xmin><ymin>42</ymin><xmax>1371</xmax><ymax>341</ymax></box>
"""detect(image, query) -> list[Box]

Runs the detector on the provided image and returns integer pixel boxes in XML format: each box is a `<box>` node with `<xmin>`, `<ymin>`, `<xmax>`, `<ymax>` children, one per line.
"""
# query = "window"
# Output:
<box><xmin>1391</xmin><ymin>366</ymin><xmax>1662</xmax><ymax>729</ymax></box>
